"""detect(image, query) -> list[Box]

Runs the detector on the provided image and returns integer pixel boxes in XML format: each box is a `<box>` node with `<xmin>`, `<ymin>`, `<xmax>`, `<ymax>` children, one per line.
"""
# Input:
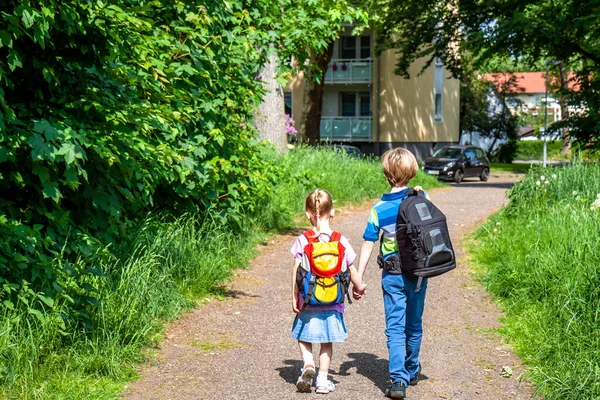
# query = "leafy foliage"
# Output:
<box><xmin>373</xmin><ymin>0</ymin><xmax>600</xmax><ymax>146</ymax></box>
<box><xmin>0</xmin><ymin>1</ymin><xmax>284</xmax><ymax>317</ymax></box>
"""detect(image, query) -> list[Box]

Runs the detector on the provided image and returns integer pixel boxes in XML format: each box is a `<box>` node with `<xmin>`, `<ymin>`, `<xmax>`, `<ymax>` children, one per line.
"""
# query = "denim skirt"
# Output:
<box><xmin>291</xmin><ymin>310</ymin><xmax>348</xmax><ymax>343</ymax></box>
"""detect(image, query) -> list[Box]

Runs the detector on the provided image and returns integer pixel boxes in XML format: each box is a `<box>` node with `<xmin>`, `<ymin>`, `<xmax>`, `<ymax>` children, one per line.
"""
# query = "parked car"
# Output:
<box><xmin>325</xmin><ymin>144</ymin><xmax>364</xmax><ymax>159</ymax></box>
<box><xmin>421</xmin><ymin>145</ymin><xmax>490</xmax><ymax>183</ymax></box>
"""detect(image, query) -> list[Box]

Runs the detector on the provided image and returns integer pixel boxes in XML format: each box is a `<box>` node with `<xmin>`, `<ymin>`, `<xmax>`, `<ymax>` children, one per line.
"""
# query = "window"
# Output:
<box><xmin>340</xmin><ymin>93</ymin><xmax>357</xmax><ymax>116</ymax></box>
<box><xmin>465</xmin><ymin>149</ymin><xmax>476</xmax><ymax>160</ymax></box>
<box><xmin>433</xmin><ymin>57</ymin><xmax>444</xmax><ymax>123</ymax></box>
<box><xmin>340</xmin><ymin>92</ymin><xmax>372</xmax><ymax>117</ymax></box>
<box><xmin>360</xmin><ymin>36</ymin><xmax>371</xmax><ymax>59</ymax></box>
<box><xmin>284</xmin><ymin>91</ymin><xmax>293</xmax><ymax>116</ymax></box>
<box><xmin>475</xmin><ymin>149</ymin><xmax>485</xmax><ymax>159</ymax></box>
<box><xmin>434</xmin><ymin>93</ymin><xmax>443</xmax><ymax>121</ymax></box>
<box><xmin>341</xmin><ymin>37</ymin><xmax>356</xmax><ymax>59</ymax></box>
<box><xmin>339</xmin><ymin>36</ymin><xmax>371</xmax><ymax>59</ymax></box>
<box><xmin>359</xmin><ymin>92</ymin><xmax>371</xmax><ymax>116</ymax></box>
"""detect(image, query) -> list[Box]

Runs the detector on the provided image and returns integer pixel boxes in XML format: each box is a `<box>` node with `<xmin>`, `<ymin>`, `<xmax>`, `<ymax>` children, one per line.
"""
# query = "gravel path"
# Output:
<box><xmin>124</xmin><ymin>175</ymin><xmax>534</xmax><ymax>400</ymax></box>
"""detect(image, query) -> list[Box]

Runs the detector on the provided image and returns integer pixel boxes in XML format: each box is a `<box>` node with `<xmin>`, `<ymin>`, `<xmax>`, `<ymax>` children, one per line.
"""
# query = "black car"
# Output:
<box><xmin>326</xmin><ymin>144</ymin><xmax>364</xmax><ymax>159</ymax></box>
<box><xmin>421</xmin><ymin>145</ymin><xmax>490</xmax><ymax>183</ymax></box>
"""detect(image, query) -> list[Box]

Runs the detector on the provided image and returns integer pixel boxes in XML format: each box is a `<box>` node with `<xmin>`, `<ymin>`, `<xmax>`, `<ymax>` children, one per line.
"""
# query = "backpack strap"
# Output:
<box><xmin>303</xmin><ymin>229</ymin><xmax>319</xmax><ymax>243</ymax></box>
<box><xmin>330</xmin><ymin>231</ymin><xmax>341</xmax><ymax>242</ymax></box>
<box><xmin>407</xmin><ymin>187</ymin><xmax>426</xmax><ymax>198</ymax></box>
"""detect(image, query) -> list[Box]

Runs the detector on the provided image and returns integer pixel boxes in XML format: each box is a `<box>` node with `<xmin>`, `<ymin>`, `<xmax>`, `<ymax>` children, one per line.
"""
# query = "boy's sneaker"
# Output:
<box><xmin>315</xmin><ymin>379</ymin><xmax>335</xmax><ymax>394</ymax></box>
<box><xmin>296</xmin><ymin>365</ymin><xmax>316</xmax><ymax>392</ymax></box>
<box><xmin>385</xmin><ymin>381</ymin><xmax>406</xmax><ymax>398</ymax></box>
<box><xmin>409</xmin><ymin>364</ymin><xmax>422</xmax><ymax>386</ymax></box>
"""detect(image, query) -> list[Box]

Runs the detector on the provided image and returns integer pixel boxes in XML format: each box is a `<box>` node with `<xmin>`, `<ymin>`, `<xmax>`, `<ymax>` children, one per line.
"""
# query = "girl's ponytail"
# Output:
<box><xmin>304</xmin><ymin>189</ymin><xmax>332</xmax><ymax>238</ymax></box>
<box><xmin>314</xmin><ymin>189</ymin><xmax>321</xmax><ymax>234</ymax></box>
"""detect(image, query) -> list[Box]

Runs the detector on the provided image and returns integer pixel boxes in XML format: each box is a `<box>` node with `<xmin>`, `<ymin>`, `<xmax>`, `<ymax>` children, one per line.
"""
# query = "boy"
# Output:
<box><xmin>354</xmin><ymin>148</ymin><xmax>427</xmax><ymax>399</ymax></box>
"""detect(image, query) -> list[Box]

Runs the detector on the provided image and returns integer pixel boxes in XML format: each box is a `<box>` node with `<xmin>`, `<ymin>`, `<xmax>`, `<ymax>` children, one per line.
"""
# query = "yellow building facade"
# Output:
<box><xmin>285</xmin><ymin>30</ymin><xmax>460</xmax><ymax>159</ymax></box>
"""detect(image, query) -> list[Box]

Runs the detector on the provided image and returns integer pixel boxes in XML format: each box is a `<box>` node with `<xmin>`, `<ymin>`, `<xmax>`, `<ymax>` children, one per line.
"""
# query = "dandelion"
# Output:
<box><xmin>540</xmin><ymin>175</ymin><xmax>545</xmax><ymax>181</ymax></box>
<box><xmin>493</xmin><ymin>228</ymin><xmax>498</xmax><ymax>233</ymax></box>
<box><xmin>552</xmin><ymin>174</ymin><xmax>557</xmax><ymax>179</ymax></box>
<box><xmin>572</xmin><ymin>191</ymin><xmax>578</xmax><ymax>196</ymax></box>
<box><xmin>496</xmin><ymin>222</ymin><xmax>501</xmax><ymax>226</ymax></box>
<box><xmin>544</xmin><ymin>180</ymin><xmax>550</xmax><ymax>185</ymax></box>
<box><xmin>597</xmin><ymin>193</ymin><xmax>600</xmax><ymax>199</ymax></box>
<box><xmin>536</xmin><ymin>181</ymin><xmax>541</xmax><ymax>186</ymax></box>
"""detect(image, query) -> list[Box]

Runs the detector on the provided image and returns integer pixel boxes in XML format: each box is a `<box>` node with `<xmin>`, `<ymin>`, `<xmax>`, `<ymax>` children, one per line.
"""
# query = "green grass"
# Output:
<box><xmin>0</xmin><ymin>146</ymin><xmax>445</xmax><ymax>399</ymax></box>
<box><xmin>469</xmin><ymin>162</ymin><xmax>600</xmax><ymax>399</ymax></box>
<box><xmin>490</xmin><ymin>162</ymin><xmax>534</xmax><ymax>174</ymax></box>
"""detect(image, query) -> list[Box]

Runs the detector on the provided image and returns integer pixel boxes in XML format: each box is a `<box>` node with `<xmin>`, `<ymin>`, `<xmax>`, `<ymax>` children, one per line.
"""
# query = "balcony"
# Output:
<box><xmin>325</xmin><ymin>59</ymin><xmax>373</xmax><ymax>84</ymax></box>
<box><xmin>320</xmin><ymin>117</ymin><xmax>372</xmax><ymax>142</ymax></box>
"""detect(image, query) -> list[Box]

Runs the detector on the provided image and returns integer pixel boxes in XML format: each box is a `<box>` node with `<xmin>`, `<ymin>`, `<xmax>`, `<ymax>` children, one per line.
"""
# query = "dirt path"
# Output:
<box><xmin>125</xmin><ymin>176</ymin><xmax>533</xmax><ymax>400</ymax></box>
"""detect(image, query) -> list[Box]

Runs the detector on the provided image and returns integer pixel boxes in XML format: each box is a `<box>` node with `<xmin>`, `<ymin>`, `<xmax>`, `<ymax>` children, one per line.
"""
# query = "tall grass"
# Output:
<box><xmin>269</xmin><ymin>146</ymin><xmax>445</xmax><ymax>225</ymax></box>
<box><xmin>0</xmin><ymin>146</ymin><xmax>444</xmax><ymax>399</ymax></box>
<box><xmin>470</xmin><ymin>162</ymin><xmax>600</xmax><ymax>399</ymax></box>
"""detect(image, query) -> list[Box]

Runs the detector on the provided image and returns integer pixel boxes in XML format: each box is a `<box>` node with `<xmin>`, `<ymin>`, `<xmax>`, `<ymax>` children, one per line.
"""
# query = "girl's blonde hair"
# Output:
<box><xmin>305</xmin><ymin>189</ymin><xmax>333</xmax><ymax>234</ymax></box>
<box><xmin>382</xmin><ymin>148</ymin><xmax>418</xmax><ymax>187</ymax></box>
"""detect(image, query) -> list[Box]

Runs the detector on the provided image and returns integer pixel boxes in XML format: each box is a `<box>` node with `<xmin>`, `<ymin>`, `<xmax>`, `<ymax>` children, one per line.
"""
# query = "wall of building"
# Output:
<box><xmin>375</xmin><ymin>53</ymin><xmax>460</xmax><ymax>146</ymax></box>
<box><xmin>285</xmin><ymin>73</ymin><xmax>305</xmax><ymax>125</ymax></box>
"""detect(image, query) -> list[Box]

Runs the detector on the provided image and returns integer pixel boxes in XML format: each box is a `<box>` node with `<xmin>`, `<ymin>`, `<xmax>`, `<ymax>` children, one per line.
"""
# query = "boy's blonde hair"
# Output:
<box><xmin>381</xmin><ymin>148</ymin><xmax>418</xmax><ymax>187</ymax></box>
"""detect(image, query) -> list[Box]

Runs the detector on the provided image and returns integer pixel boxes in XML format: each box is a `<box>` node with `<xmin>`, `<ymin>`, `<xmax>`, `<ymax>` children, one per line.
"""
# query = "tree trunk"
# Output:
<box><xmin>254</xmin><ymin>53</ymin><xmax>287</xmax><ymax>154</ymax></box>
<box><xmin>558</xmin><ymin>61</ymin><xmax>571</xmax><ymax>156</ymax></box>
<box><xmin>298</xmin><ymin>44</ymin><xmax>335</xmax><ymax>145</ymax></box>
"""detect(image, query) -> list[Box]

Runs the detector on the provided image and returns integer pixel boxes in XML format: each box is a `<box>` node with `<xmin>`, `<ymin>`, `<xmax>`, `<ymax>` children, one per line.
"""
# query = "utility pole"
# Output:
<box><xmin>543</xmin><ymin>59</ymin><xmax>560</xmax><ymax>167</ymax></box>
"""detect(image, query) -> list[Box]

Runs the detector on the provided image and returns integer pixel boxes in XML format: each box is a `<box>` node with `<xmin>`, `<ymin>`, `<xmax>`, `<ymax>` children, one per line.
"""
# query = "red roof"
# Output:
<box><xmin>483</xmin><ymin>72</ymin><xmax>580</xmax><ymax>93</ymax></box>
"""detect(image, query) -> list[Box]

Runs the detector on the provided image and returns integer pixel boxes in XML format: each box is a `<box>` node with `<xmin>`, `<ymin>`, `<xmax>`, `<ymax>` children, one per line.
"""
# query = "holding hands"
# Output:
<box><xmin>352</xmin><ymin>281</ymin><xmax>367</xmax><ymax>300</ymax></box>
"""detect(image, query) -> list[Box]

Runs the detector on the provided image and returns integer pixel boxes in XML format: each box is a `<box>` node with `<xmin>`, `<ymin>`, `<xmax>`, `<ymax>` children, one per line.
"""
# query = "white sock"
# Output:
<box><xmin>303</xmin><ymin>354</ymin><xmax>314</xmax><ymax>367</ymax></box>
<box><xmin>317</xmin><ymin>371</ymin><xmax>328</xmax><ymax>383</ymax></box>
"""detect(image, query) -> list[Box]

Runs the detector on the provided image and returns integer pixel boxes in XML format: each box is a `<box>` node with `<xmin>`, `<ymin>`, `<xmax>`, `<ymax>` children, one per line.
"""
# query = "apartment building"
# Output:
<box><xmin>286</xmin><ymin>28</ymin><xmax>460</xmax><ymax>159</ymax></box>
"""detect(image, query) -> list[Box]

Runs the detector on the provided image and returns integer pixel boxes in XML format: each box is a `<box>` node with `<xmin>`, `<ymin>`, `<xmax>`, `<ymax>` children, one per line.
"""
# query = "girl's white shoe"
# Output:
<box><xmin>315</xmin><ymin>379</ymin><xmax>335</xmax><ymax>394</ymax></box>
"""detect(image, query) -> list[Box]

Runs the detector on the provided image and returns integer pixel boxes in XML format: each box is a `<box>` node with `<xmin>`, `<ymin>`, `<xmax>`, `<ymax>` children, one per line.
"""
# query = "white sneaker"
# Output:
<box><xmin>315</xmin><ymin>379</ymin><xmax>335</xmax><ymax>394</ymax></box>
<box><xmin>296</xmin><ymin>365</ymin><xmax>315</xmax><ymax>392</ymax></box>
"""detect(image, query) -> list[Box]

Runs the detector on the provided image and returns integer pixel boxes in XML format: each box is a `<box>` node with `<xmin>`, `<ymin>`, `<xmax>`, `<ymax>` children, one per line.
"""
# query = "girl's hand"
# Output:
<box><xmin>292</xmin><ymin>295</ymin><xmax>300</xmax><ymax>314</ymax></box>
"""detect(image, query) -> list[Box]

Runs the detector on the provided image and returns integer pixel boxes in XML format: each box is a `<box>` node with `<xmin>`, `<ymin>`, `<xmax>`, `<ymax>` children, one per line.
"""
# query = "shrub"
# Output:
<box><xmin>514</xmin><ymin>140</ymin><xmax>563</xmax><ymax>161</ymax></box>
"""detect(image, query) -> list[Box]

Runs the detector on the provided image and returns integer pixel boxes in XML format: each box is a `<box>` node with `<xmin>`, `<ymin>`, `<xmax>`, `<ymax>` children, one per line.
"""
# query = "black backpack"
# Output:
<box><xmin>377</xmin><ymin>188</ymin><xmax>456</xmax><ymax>291</ymax></box>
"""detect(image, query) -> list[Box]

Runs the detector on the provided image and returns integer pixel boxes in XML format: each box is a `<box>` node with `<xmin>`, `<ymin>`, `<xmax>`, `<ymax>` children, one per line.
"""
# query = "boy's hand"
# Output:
<box><xmin>292</xmin><ymin>295</ymin><xmax>300</xmax><ymax>314</ymax></box>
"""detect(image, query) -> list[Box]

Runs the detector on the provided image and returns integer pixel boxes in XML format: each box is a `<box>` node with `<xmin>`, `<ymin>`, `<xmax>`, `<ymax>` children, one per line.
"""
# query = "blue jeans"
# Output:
<box><xmin>381</xmin><ymin>271</ymin><xmax>428</xmax><ymax>385</ymax></box>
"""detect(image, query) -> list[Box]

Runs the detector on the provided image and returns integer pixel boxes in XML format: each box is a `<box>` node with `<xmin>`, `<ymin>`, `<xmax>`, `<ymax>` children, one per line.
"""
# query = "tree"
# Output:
<box><xmin>374</xmin><ymin>0</ymin><xmax>600</xmax><ymax>149</ymax></box>
<box><xmin>254</xmin><ymin>52</ymin><xmax>287</xmax><ymax>153</ymax></box>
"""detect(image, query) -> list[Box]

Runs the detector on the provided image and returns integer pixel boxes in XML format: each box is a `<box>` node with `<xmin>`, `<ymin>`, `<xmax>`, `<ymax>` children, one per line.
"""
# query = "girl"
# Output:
<box><xmin>290</xmin><ymin>189</ymin><xmax>366</xmax><ymax>394</ymax></box>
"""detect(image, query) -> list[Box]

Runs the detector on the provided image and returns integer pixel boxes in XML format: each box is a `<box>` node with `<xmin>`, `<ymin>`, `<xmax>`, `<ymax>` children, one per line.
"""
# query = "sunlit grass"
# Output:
<box><xmin>469</xmin><ymin>162</ymin><xmax>600</xmax><ymax>399</ymax></box>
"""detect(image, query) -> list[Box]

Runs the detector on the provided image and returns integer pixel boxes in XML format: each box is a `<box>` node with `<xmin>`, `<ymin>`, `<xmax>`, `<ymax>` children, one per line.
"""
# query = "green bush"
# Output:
<box><xmin>470</xmin><ymin>162</ymin><xmax>600</xmax><ymax>399</ymax></box>
<box><xmin>515</xmin><ymin>140</ymin><xmax>563</xmax><ymax>160</ymax></box>
<box><xmin>0</xmin><ymin>1</ymin><xmax>281</xmax><ymax>320</ymax></box>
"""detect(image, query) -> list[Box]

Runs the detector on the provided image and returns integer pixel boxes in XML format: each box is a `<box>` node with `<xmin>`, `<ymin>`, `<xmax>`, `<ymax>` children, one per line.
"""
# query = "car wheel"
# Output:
<box><xmin>480</xmin><ymin>168</ymin><xmax>490</xmax><ymax>182</ymax></box>
<box><xmin>454</xmin><ymin>169</ymin><xmax>464</xmax><ymax>183</ymax></box>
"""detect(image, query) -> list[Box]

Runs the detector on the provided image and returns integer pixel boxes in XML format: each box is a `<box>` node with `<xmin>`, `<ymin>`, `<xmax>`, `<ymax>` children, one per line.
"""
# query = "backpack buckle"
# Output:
<box><xmin>381</xmin><ymin>255</ymin><xmax>402</xmax><ymax>275</ymax></box>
